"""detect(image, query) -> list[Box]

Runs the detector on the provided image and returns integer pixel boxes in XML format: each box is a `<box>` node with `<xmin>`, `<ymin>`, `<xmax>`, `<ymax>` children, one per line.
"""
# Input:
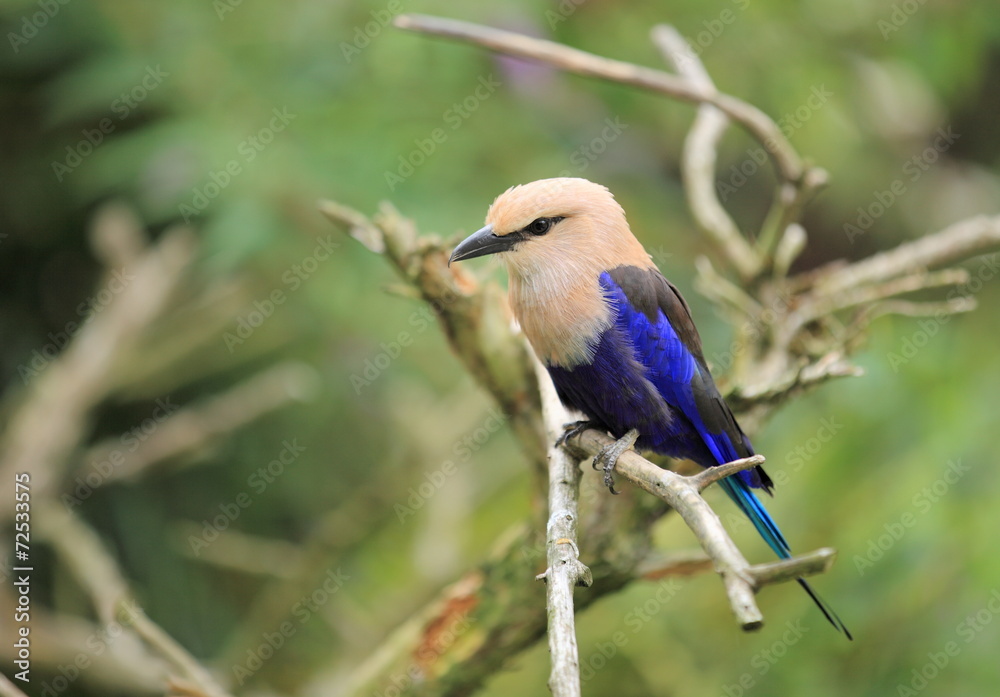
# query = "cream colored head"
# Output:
<box><xmin>483</xmin><ymin>178</ymin><xmax>650</xmax><ymax>277</ymax></box>
<box><xmin>450</xmin><ymin>178</ymin><xmax>654</xmax><ymax>366</ymax></box>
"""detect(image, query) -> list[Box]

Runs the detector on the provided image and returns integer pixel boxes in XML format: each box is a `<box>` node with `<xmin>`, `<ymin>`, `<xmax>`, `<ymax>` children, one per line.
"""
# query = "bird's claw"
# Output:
<box><xmin>593</xmin><ymin>429</ymin><xmax>639</xmax><ymax>495</ymax></box>
<box><xmin>603</xmin><ymin>467</ymin><xmax>620</xmax><ymax>495</ymax></box>
<box><xmin>557</xmin><ymin>420</ymin><xmax>600</xmax><ymax>448</ymax></box>
<box><xmin>598</xmin><ymin>445</ymin><xmax>620</xmax><ymax>494</ymax></box>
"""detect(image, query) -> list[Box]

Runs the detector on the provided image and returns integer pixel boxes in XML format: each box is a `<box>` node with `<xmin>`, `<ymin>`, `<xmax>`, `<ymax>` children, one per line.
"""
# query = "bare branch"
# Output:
<box><xmin>173</xmin><ymin>524</ymin><xmax>305</xmax><ymax>577</ymax></box>
<box><xmin>756</xmin><ymin>167</ymin><xmax>829</xmax><ymax>263</ymax></box>
<box><xmin>773</xmin><ymin>223</ymin><xmax>808</xmax><ymax>280</ymax></box>
<box><xmin>394</xmin><ymin>14</ymin><xmax>806</xmax><ymax>186</ymax></box>
<box><xmin>692</xmin><ymin>454</ymin><xmax>766</xmax><ymax>490</ymax></box>
<box><xmin>868</xmin><ymin>296</ymin><xmax>977</xmax><ymax>319</ymax></box>
<box><xmin>636</xmin><ymin>550</ymin><xmax>714</xmax><ymax>579</ymax></box>
<box><xmin>799</xmin><ymin>268</ymin><xmax>972</xmax><ymax>322</ymax></box>
<box><xmin>653</xmin><ymin>25</ymin><xmax>760</xmax><ymax>280</ymax></box>
<box><xmin>0</xmin><ymin>219</ymin><xmax>195</xmax><ymax>516</ymax></box>
<box><xmin>693</xmin><ymin>256</ymin><xmax>763</xmax><ymax>318</ymax></box>
<box><xmin>563</xmin><ymin>429</ymin><xmax>842</xmax><ymax>629</ymax></box>
<box><xmin>533</xmin><ymin>356</ymin><xmax>591</xmax><ymax>697</ymax></box>
<box><xmin>320</xmin><ymin>198</ymin><xmax>548</xmax><ymax>480</ymax></box>
<box><xmin>319</xmin><ymin>203</ymin><xmax>666</xmax><ymax>697</ymax></box>
<box><xmin>81</xmin><ymin>361</ymin><xmax>316</xmax><ymax>484</ymax></box>
<box><xmin>36</xmin><ymin>503</ymin><xmax>234</xmax><ymax>697</ymax></box>
<box><xmin>749</xmin><ymin>548</ymin><xmax>838</xmax><ymax>587</ymax></box>
<box><xmin>805</xmin><ymin>215</ymin><xmax>1000</xmax><ymax>294</ymax></box>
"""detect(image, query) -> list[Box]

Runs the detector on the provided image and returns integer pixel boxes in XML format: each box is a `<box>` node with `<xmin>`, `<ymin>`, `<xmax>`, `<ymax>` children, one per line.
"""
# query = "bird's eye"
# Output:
<box><xmin>527</xmin><ymin>218</ymin><xmax>554</xmax><ymax>235</ymax></box>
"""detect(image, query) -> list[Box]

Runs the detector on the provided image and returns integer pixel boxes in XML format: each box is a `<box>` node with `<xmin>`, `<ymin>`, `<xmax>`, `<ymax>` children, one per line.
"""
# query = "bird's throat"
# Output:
<box><xmin>507</xmin><ymin>266</ymin><xmax>611</xmax><ymax>368</ymax></box>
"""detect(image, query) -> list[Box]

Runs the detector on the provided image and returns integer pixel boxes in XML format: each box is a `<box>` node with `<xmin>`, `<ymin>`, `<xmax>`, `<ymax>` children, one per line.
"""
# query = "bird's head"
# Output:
<box><xmin>449</xmin><ymin>178</ymin><xmax>649</xmax><ymax>277</ymax></box>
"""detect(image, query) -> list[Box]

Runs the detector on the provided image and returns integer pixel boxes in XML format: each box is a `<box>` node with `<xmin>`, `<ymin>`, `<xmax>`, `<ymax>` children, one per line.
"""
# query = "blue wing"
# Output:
<box><xmin>598</xmin><ymin>268</ymin><xmax>788</xmax><ymax>555</ymax></box>
<box><xmin>599</xmin><ymin>271</ymin><xmax>758</xmax><ymax>475</ymax></box>
<box><xmin>597</xmin><ymin>266</ymin><xmax>851</xmax><ymax>638</ymax></box>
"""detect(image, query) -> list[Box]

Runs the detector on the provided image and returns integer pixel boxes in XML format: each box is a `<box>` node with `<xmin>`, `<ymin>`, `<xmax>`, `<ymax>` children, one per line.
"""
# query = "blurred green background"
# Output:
<box><xmin>2</xmin><ymin>0</ymin><xmax>999</xmax><ymax>695</ymax></box>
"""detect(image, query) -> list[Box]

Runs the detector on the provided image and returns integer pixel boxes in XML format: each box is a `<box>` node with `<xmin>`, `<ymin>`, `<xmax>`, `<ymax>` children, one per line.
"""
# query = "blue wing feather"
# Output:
<box><xmin>547</xmin><ymin>267</ymin><xmax>850</xmax><ymax>638</ymax></box>
<box><xmin>599</xmin><ymin>272</ymin><xmax>791</xmax><ymax>548</ymax></box>
<box><xmin>601</xmin><ymin>274</ymin><xmax>756</xmax><ymax>477</ymax></box>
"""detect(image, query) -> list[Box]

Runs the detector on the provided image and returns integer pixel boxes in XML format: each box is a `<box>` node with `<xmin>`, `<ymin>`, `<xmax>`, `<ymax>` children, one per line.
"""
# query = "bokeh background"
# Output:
<box><xmin>2</xmin><ymin>1</ymin><xmax>1000</xmax><ymax>695</ymax></box>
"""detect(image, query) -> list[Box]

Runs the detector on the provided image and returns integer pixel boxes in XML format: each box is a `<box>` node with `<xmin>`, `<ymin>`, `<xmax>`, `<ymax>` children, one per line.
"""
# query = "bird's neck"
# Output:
<box><xmin>507</xmin><ymin>262</ymin><xmax>611</xmax><ymax>368</ymax></box>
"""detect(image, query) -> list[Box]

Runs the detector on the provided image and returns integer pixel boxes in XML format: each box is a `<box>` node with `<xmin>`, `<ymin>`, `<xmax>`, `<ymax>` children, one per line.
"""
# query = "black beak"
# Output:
<box><xmin>449</xmin><ymin>225</ymin><xmax>517</xmax><ymax>265</ymax></box>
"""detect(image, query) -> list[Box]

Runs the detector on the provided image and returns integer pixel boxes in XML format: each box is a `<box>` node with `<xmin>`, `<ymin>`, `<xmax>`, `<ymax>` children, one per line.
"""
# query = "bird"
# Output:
<box><xmin>449</xmin><ymin>177</ymin><xmax>851</xmax><ymax>638</ymax></box>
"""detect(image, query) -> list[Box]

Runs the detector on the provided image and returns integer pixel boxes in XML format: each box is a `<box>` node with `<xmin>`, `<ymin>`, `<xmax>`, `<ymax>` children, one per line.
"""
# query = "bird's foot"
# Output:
<box><xmin>556</xmin><ymin>420</ymin><xmax>601</xmax><ymax>448</ymax></box>
<box><xmin>593</xmin><ymin>429</ymin><xmax>639</xmax><ymax>495</ymax></box>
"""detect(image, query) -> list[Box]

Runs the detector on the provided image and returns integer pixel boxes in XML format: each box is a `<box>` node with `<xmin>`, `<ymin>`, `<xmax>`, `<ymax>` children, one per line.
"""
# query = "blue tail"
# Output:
<box><xmin>718</xmin><ymin>475</ymin><xmax>791</xmax><ymax>558</ymax></box>
<box><xmin>719</xmin><ymin>475</ymin><xmax>853</xmax><ymax>640</ymax></box>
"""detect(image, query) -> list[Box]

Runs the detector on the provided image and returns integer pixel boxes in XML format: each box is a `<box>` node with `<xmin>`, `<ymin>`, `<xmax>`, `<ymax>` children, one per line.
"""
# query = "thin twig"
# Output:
<box><xmin>692</xmin><ymin>454</ymin><xmax>766</xmax><ymax>490</ymax></box>
<box><xmin>772</xmin><ymin>223</ymin><xmax>808</xmax><ymax>280</ymax></box>
<box><xmin>320</xmin><ymin>198</ymin><xmax>548</xmax><ymax>481</ymax></box>
<box><xmin>533</xmin><ymin>355</ymin><xmax>591</xmax><ymax>697</ymax></box>
<box><xmin>36</xmin><ymin>503</ymin><xmax>234</xmax><ymax>697</ymax></box>
<box><xmin>748</xmin><ymin>548</ymin><xmax>837</xmax><ymax>586</ymax></box>
<box><xmin>174</xmin><ymin>524</ymin><xmax>305</xmax><ymax>577</ymax></box>
<box><xmin>564</xmin><ymin>430</ymin><xmax>763</xmax><ymax>628</ymax></box>
<box><xmin>81</xmin><ymin>361</ymin><xmax>316</xmax><ymax>485</ymax></box>
<box><xmin>394</xmin><ymin>14</ymin><xmax>805</xmax><ymax>185</ymax></box>
<box><xmin>317</xmin><ymin>199</ymin><xmax>385</xmax><ymax>253</ymax></box>
<box><xmin>693</xmin><ymin>256</ymin><xmax>763</xmax><ymax>317</ymax></box>
<box><xmin>0</xmin><ymin>219</ymin><xmax>194</xmax><ymax>517</ymax></box>
<box><xmin>799</xmin><ymin>267</ymin><xmax>971</xmax><ymax>322</ymax></box>
<box><xmin>564</xmin><ymin>429</ymin><xmax>837</xmax><ymax>628</ymax></box>
<box><xmin>868</xmin><ymin>297</ymin><xmax>977</xmax><ymax>319</ymax></box>
<box><xmin>653</xmin><ymin>25</ymin><xmax>760</xmax><ymax>280</ymax></box>
<box><xmin>805</xmin><ymin>215</ymin><xmax>1000</xmax><ymax>294</ymax></box>
<box><xmin>636</xmin><ymin>550</ymin><xmax>713</xmax><ymax>579</ymax></box>
<box><xmin>756</xmin><ymin>167</ymin><xmax>829</xmax><ymax>263</ymax></box>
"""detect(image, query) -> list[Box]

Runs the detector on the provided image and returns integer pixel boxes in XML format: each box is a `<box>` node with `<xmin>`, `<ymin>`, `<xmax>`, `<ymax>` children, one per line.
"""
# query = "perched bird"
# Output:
<box><xmin>450</xmin><ymin>177</ymin><xmax>850</xmax><ymax>638</ymax></box>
